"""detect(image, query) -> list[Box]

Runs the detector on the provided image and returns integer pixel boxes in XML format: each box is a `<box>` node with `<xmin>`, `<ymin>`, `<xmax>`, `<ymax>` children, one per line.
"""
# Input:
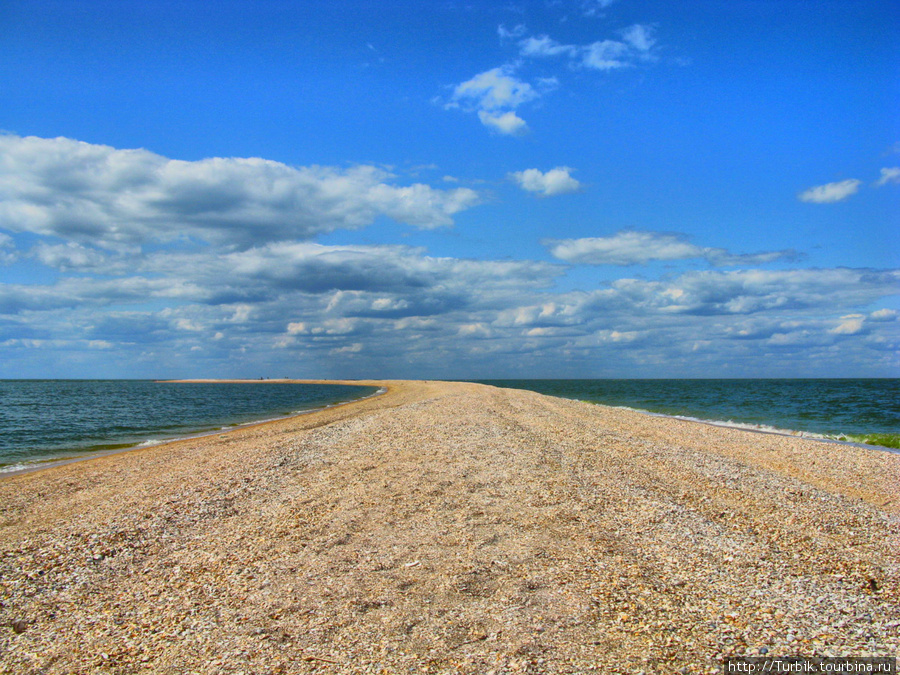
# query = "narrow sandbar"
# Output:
<box><xmin>1</xmin><ymin>380</ymin><xmax>897</xmax><ymax>673</ymax></box>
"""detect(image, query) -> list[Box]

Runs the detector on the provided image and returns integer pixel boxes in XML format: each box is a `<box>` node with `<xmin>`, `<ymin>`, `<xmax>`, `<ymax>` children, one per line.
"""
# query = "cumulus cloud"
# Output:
<box><xmin>830</xmin><ymin>314</ymin><xmax>866</xmax><ymax>335</ymax></box>
<box><xmin>797</xmin><ymin>178</ymin><xmax>861</xmax><ymax>203</ymax></box>
<box><xmin>497</xmin><ymin>24</ymin><xmax>527</xmax><ymax>41</ymax></box>
<box><xmin>3</xmin><ymin>252</ymin><xmax>897</xmax><ymax>377</ymax></box>
<box><xmin>600</xmin><ymin>268</ymin><xmax>900</xmax><ymax>317</ymax></box>
<box><xmin>545</xmin><ymin>231</ymin><xmax>796</xmax><ymax>266</ymax></box>
<box><xmin>447</xmin><ymin>66</ymin><xmax>556</xmax><ymax>135</ymax></box>
<box><xmin>0</xmin><ymin>233</ymin><xmax>16</xmax><ymax>265</ymax></box>
<box><xmin>0</xmin><ymin>135</ymin><xmax>482</xmax><ymax>250</ymax></box>
<box><xmin>478</xmin><ymin>110</ymin><xmax>529</xmax><ymax>136</ymax></box>
<box><xmin>519</xmin><ymin>35</ymin><xmax>579</xmax><ymax>58</ymax></box>
<box><xmin>510</xmin><ymin>167</ymin><xmax>581</xmax><ymax>197</ymax></box>
<box><xmin>1</xmin><ymin>133</ymin><xmax>897</xmax><ymax>378</ymax></box>
<box><xmin>870</xmin><ymin>308</ymin><xmax>898</xmax><ymax>322</ymax></box>
<box><xmin>29</xmin><ymin>242</ymin><xmax>109</xmax><ymax>271</ymax></box>
<box><xmin>581</xmin><ymin>0</ymin><xmax>618</xmax><ymax>17</ymax></box>
<box><xmin>874</xmin><ymin>167</ymin><xmax>900</xmax><ymax>187</ymax></box>
<box><xmin>517</xmin><ymin>24</ymin><xmax>657</xmax><ymax>71</ymax></box>
<box><xmin>450</xmin><ymin>22</ymin><xmax>658</xmax><ymax>134</ymax></box>
<box><xmin>581</xmin><ymin>40</ymin><xmax>633</xmax><ymax>70</ymax></box>
<box><xmin>450</xmin><ymin>66</ymin><xmax>540</xmax><ymax>113</ymax></box>
<box><xmin>620</xmin><ymin>24</ymin><xmax>655</xmax><ymax>52</ymax></box>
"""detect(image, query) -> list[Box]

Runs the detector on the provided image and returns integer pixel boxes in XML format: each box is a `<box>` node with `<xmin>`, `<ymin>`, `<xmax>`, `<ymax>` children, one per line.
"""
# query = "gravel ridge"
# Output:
<box><xmin>0</xmin><ymin>380</ymin><xmax>897</xmax><ymax>674</ymax></box>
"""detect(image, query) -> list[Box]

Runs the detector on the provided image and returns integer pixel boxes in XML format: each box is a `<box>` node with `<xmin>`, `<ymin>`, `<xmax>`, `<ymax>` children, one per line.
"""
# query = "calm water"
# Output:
<box><xmin>0</xmin><ymin>380</ymin><xmax>379</xmax><ymax>472</ymax></box>
<box><xmin>476</xmin><ymin>379</ymin><xmax>900</xmax><ymax>449</ymax></box>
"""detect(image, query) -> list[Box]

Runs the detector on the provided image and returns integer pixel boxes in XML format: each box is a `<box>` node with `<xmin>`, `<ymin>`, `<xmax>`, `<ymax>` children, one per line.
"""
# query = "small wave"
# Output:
<box><xmin>1</xmin><ymin>383</ymin><xmax>389</xmax><ymax>476</ymax></box>
<box><xmin>596</xmin><ymin>404</ymin><xmax>900</xmax><ymax>453</ymax></box>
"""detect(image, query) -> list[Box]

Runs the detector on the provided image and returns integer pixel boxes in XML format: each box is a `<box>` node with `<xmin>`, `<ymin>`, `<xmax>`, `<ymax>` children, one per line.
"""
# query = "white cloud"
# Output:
<box><xmin>447</xmin><ymin>65</ymin><xmax>559</xmax><ymax>135</ymax></box>
<box><xmin>286</xmin><ymin>322</ymin><xmax>307</xmax><ymax>335</ymax></box>
<box><xmin>331</xmin><ymin>343</ymin><xmax>363</xmax><ymax>355</ymax></box>
<box><xmin>798</xmin><ymin>178</ymin><xmax>861</xmax><ymax>203</ymax></box>
<box><xmin>870</xmin><ymin>308</ymin><xmax>898</xmax><ymax>322</ymax></box>
<box><xmin>449</xmin><ymin>23</ymin><xmax>658</xmax><ymax>135</ymax></box>
<box><xmin>0</xmin><ymin>233</ymin><xmax>16</xmax><ymax>265</ymax></box>
<box><xmin>581</xmin><ymin>0</ymin><xmax>618</xmax><ymax>17</ymax></box>
<box><xmin>450</xmin><ymin>67</ymin><xmax>539</xmax><ymax>112</ymax></box>
<box><xmin>0</xmin><ymin>135</ymin><xmax>482</xmax><ymax>250</ymax></box>
<box><xmin>3</xmin><ymin>254</ymin><xmax>897</xmax><ymax>377</ymax></box>
<box><xmin>545</xmin><ymin>231</ymin><xmax>796</xmax><ymax>266</ymax></box>
<box><xmin>515</xmin><ymin>24</ymin><xmax>657</xmax><ymax>71</ymax></box>
<box><xmin>601</xmin><ymin>269</ymin><xmax>900</xmax><ymax>317</ymax></box>
<box><xmin>582</xmin><ymin>25</ymin><xmax>657</xmax><ymax>70</ymax></box>
<box><xmin>830</xmin><ymin>314</ymin><xmax>865</xmax><ymax>335</ymax></box>
<box><xmin>510</xmin><ymin>167</ymin><xmax>581</xmax><ymax>196</ymax></box>
<box><xmin>478</xmin><ymin>110</ymin><xmax>529</xmax><ymax>136</ymax></box>
<box><xmin>88</xmin><ymin>340</ymin><xmax>114</xmax><ymax>349</ymax></box>
<box><xmin>518</xmin><ymin>35</ymin><xmax>579</xmax><ymax>58</ymax></box>
<box><xmin>30</xmin><ymin>242</ymin><xmax>108</xmax><ymax>270</ymax></box>
<box><xmin>620</xmin><ymin>24</ymin><xmax>656</xmax><ymax>52</ymax></box>
<box><xmin>287</xmin><ymin>318</ymin><xmax>360</xmax><ymax>336</ymax></box>
<box><xmin>874</xmin><ymin>167</ymin><xmax>900</xmax><ymax>187</ymax></box>
<box><xmin>581</xmin><ymin>40</ymin><xmax>632</xmax><ymax>70</ymax></box>
<box><xmin>548</xmin><ymin>232</ymin><xmax>699</xmax><ymax>265</ymax></box>
<box><xmin>498</xmin><ymin>24</ymin><xmax>527</xmax><ymax>41</ymax></box>
<box><xmin>458</xmin><ymin>323</ymin><xmax>494</xmax><ymax>338</ymax></box>
<box><xmin>2</xmin><ymin>133</ymin><xmax>898</xmax><ymax>379</ymax></box>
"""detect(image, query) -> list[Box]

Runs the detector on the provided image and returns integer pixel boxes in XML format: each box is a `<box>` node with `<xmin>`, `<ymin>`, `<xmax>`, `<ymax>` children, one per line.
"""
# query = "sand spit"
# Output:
<box><xmin>0</xmin><ymin>380</ymin><xmax>897</xmax><ymax>674</ymax></box>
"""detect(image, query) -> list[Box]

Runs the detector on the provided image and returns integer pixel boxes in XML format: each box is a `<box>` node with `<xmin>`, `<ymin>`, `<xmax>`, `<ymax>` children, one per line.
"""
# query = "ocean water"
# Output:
<box><xmin>476</xmin><ymin>379</ymin><xmax>900</xmax><ymax>450</ymax></box>
<box><xmin>0</xmin><ymin>380</ymin><xmax>380</xmax><ymax>472</ymax></box>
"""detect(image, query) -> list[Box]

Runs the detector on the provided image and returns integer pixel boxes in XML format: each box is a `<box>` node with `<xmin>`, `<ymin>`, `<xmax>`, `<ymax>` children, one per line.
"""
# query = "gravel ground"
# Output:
<box><xmin>0</xmin><ymin>380</ymin><xmax>897</xmax><ymax>674</ymax></box>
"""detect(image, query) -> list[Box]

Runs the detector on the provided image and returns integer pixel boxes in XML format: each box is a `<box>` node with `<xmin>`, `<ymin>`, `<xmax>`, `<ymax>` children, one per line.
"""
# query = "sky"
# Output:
<box><xmin>0</xmin><ymin>0</ymin><xmax>898</xmax><ymax>379</ymax></box>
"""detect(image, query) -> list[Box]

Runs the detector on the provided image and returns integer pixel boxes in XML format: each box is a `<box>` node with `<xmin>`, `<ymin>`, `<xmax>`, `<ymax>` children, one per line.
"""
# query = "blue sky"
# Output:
<box><xmin>0</xmin><ymin>0</ymin><xmax>898</xmax><ymax>379</ymax></box>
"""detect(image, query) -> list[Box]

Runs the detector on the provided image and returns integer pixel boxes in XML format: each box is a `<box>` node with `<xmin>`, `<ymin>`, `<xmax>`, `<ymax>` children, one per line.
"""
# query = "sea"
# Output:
<box><xmin>475</xmin><ymin>379</ymin><xmax>900</xmax><ymax>451</ymax></box>
<box><xmin>1</xmin><ymin>378</ymin><xmax>898</xmax><ymax>474</ymax></box>
<box><xmin>0</xmin><ymin>380</ymin><xmax>380</xmax><ymax>473</ymax></box>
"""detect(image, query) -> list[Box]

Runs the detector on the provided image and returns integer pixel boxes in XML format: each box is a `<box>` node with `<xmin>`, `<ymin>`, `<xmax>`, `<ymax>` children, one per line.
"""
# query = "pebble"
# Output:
<box><xmin>0</xmin><ymin>380</ymin><xmax>897</xmax><ymax>673</ymax></box>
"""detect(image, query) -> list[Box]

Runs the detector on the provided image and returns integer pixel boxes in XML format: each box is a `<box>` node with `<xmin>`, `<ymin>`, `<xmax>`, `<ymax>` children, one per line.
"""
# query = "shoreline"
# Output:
<box><xmin>596</xmin><ymin>404</ymin><xmax>900</xmax><ymax>454</ymax></box>
<box><xmin>1</xmin><ymin>380</ymin><xmax>898</xmax><ymax>672</ymax></box>
<box><xmin>0</xmin><ymin>379</ymin><xmax>387</xmax><ymax>479</ymax></box>
<box><xmin>4</xmin><ymin>378</ymin><xmax>897</xmax><ymax>480</ymax></box>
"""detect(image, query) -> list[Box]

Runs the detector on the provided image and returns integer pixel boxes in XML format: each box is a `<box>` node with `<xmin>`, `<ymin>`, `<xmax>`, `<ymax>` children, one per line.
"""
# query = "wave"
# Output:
<box><xmin>594</xmin><ymin>403</ymin><xmax>900</xmax><ymax>453</ymax></box>
<box><xmin>0</xmin><ymin>384</ymin><xmax>388</xmax><ymax>475</ymax></box>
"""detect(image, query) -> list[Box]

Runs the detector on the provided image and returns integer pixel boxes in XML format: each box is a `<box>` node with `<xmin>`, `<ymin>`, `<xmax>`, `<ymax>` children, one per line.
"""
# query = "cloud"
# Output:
<box><xmin>446</xmin><ymin>66</ymin><xmax>557</xmax><ymax>135</ymax></box>
<box><xmin>606</xmin><ymin>268</ymin><xmax>900</xmax><ymax>317</ymax></box>
<box><xmin>797</xmin><ymin>178</ymin><xmax>862</xmax><ymax>203</ymax></box>
<box><xmin>478</xmin><ymin>110</ymin><xmax>529</xmax><ymax>136</ymax></box>
<box><xmin>874</xmin><ymin>167</ymin><xmax>900</xmax><ymax>187</ymax></box>
<box><xmin>497</xmin><ymin>24</ymin><xmax>527</xmax><ymax>41</ymax></box>
<box><xmin>581</xmin><ymin>0</ymin><xmax>618</xmax><ymax>17</ymax></box>
<box><xmin>830</xmin><ymin>314</ymin><xmax>866</xmax><ymax>335</ymax></box>
<box><xmin>870</xmin><ymin>308</ymin><xmax>898</xmax><ymax>322</ymax></box>
<box><xmin>3</xmin><ymin>253</ymin><xmax>897</xmax><ymax>377</ymax></box>
<box><xmin>0</xmin><ymin>233</ymin><xmax>16</xmax><ymax>265</ymax></box>
<box><xmin>581</xmin><ymin>40</ymin><xmax>633</xmax><ymax>70</ymax></box>
<box><xmin>510</xmin><ymin>167</ymin><xmax>581</xmax><ymax>196</ymax></box>
<box><xmin>545</xmin><ymin>231</ymin><xmax>797</xmax><ymax>266</ymax></box>
<box><xmin>449</xmin><ymin>22</ymin><xmax>658</xmax><ymax>135</ymax></box>
<box><xmin>515</xmin><ymin>24</ymin><xmax>657</xmax><ymax>71</ymax></box>
<box><xmin>450</xmin><ymin>66</ymin><xmax>540</xmax><ymax>113</ymax></box>
<box><xmin>29</xmin><ymin>242</ymin><xmax>109</xmax><ymax>271</ymax></box>
<box><xmin>620</xmin><ymin>24</ymin><xmax>656</xmax><ymax>52</ymax></box>
<box><xmin>518</xmin><ymin>35</ymin><xmax>579</xmax><ymax>58</ymax></box>
<box><xmin>2</xmin><ymin>132</ymin><xmax>898</xmax><ymax>379</ymax></box>
<box><xmin>0</xmin><ymin>135</ymin><xmax>482</xmax><ymax>250</ymax></box>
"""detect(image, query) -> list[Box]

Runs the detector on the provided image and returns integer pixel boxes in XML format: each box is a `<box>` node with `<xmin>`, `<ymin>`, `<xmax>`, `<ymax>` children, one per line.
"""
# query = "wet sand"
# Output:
<box><xmin>1</xmin><ymin>380</ymin><xmax>897</xmax><ymax>674</ymax></box>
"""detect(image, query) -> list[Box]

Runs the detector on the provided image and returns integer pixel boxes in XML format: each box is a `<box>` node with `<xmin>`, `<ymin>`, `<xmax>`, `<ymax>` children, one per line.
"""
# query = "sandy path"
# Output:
<box><xmin>0</xmin><ymin>380</ymin><xmax>897</xmax><ymax>674</ymax></box>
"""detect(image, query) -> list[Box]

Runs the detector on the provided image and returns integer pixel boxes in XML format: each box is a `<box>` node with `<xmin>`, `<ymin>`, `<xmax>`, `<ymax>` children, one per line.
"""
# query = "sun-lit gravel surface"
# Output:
<box><xmin>1</xmin><ymin>380</ymin><xmax>897</xmax><ymax>674</ymax></box>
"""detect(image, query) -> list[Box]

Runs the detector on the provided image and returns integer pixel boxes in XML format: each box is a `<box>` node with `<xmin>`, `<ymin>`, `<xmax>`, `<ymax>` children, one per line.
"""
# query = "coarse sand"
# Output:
<box><xmin>1</xmin><ymin>380</ymin><xmax>897</xmax><ymax>674</ymax></box>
